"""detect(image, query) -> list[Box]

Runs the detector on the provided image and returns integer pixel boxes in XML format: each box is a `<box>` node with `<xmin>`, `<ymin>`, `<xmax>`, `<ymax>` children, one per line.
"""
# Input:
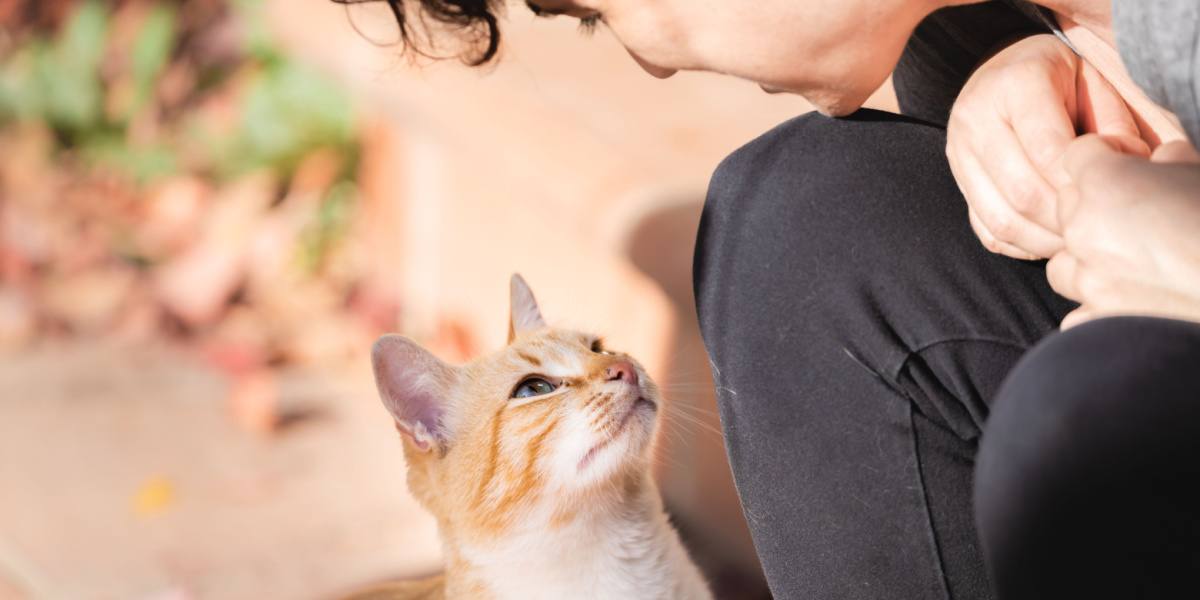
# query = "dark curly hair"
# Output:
<box><xmin>330</xmin><ymin>0</ymin><xmax>503</xmax><ymax>66</ymax></box>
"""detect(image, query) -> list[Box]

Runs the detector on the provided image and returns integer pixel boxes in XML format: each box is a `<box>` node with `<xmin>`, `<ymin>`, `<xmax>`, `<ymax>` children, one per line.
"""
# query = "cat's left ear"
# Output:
<box><xmin>372</xmin><ymin>335</ymin><xmax>457</xmax><ymax>454</ymax></box>
<box><xmin>508</xmin><ymin>273</ymin><xmax>546</xmax><ymax>343</ymax></box>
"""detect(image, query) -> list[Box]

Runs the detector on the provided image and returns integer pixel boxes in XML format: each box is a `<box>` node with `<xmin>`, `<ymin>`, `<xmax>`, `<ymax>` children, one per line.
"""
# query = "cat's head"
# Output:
<box><xmin>371</xmin><ymin>274</ymin><xmax>660</xmax><ymax>538</ymax></box>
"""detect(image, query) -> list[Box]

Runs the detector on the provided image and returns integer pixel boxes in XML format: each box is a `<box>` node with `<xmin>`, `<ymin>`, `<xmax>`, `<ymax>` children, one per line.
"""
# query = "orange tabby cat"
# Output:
<box><xmin>343</xmin><ymin>275</ymin><xmax>711</xmax><ymax>600</ymax></box>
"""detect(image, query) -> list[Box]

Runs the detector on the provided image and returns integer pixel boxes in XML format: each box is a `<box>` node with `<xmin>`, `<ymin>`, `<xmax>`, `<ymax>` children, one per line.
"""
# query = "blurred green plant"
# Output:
<box><xmin>0</xmin><ymin>0</ymin><xmax>360</xmax><ymax>188</ymax></box>
<box><xmin>210</xmin><ymin>58</ymin><xmax>358</xmax><ymax>180</ymax></box>
<box><xmin>298</xmin><ymin>180</ymin><xmax>357</xmax><ymax>274</ymax></box>
<box><xmin>0</xmin><ymin>0</ymin><xmax>108</xmax><ymax>136</ymax></box>
<box><xmin>129</xmin><ymin>3</ymin><xmax>177</xmax><ymax>118</ymax></box>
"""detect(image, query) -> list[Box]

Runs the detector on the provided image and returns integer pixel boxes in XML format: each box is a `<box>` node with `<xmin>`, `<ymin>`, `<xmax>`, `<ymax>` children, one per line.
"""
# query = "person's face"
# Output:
<box><xmin>525</xmin><ymin>0</ymin><xmax>948</xmax><ymax>116</ymax></box>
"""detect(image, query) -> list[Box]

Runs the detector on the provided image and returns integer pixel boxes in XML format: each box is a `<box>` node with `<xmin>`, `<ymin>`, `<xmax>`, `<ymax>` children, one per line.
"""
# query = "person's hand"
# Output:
<box><xmin>1047</xmin><ymin>135</ymin><xmax>1200</xmax><ymax>328</ymax></box>
<box><xmin>946</xmin><ymin>34</ymin><xmax>1148</xmax><ymax>260</ymax></box>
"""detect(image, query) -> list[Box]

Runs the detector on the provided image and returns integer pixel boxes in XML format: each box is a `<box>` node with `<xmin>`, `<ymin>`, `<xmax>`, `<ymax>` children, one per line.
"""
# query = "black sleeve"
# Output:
<box><xmin>893</xmin><ymin>1</ymin><xmax>1050</xmax><ymax>126</ymax></box>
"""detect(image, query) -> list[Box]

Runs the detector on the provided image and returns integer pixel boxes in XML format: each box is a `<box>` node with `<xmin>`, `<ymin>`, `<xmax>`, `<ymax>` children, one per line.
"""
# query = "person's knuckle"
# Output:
<box><xmin>1028</xmin><ymin>142</ymin><xmax>1062</xmax><ymax>172</ymax></box>
<box><xmin>1008</xmin><ymin>59</ymin><xmax>1052</xmax><ymax>86</ymax></box>
<box><xmin>945</xmin><ymin>139</ymin><xmax>964</xmax><ymax>167</ymax></box>
<box><xmin>947</xmin><ymin>112</ymin><xmax>978</xmax><ymax>144</ymax></box>
<box><xmin>986</xmin><ymin>209</ymin><xmax>1019</xmax><ymax>241</ymax></box>
<box><xmin>970</xmin><ymin>219</ymin><xmax>1000</xmax><ymax>252</ymax></box>
<box><xmin>980</xmin><ymin>235</ymin><xmax>1005</xmax><ymax>255</ymax></box>
<box><xmin>1005</xmin><ymin>180</ymin><xmax>1043</xmax><ymax>216</ymax></box>
<box><xmin>950</xmin><ymin>88</ymin><xmax>992</xmax><ymax>125</ymax></box>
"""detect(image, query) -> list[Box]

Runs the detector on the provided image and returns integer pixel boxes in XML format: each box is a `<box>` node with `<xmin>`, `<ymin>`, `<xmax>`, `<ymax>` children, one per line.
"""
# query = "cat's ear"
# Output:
<box><xmin>372</xmin><ymin>335</ymin><xmax>457</xmax><ymax>454</ymax></box>
<box><xmin>508</xmin><ymin>273</ymin><xmax>547</xmax><ymax>343</ymax></box>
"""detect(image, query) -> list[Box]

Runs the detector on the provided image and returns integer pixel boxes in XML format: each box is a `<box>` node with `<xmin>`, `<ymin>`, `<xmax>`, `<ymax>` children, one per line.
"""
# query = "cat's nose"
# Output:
<box><xmin>604</xmin><ymin>361</ymin><xmax>639</xmax><ymax>386</ymax></box>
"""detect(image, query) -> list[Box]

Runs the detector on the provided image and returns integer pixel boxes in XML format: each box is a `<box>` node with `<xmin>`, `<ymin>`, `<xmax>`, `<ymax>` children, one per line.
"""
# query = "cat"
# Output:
<box><xmin>342</xmin><ymin>274</ymin><xmax>712</xmax><ymax>600</ymax></box>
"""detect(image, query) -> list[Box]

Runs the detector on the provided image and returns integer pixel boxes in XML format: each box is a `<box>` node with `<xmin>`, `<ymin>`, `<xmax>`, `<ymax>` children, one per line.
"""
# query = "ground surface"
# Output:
<box><xmin>0</xmin><ymin>341</ymin><xmax>440</xmax><ymax>600</ymax></box>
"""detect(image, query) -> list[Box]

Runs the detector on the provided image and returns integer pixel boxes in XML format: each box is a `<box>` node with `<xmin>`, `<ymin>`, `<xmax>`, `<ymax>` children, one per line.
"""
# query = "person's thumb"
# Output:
<box><xmin>1151</xmin><ymin>140</ymin><xmax>1200</xmax><ymax>164</ymax></box>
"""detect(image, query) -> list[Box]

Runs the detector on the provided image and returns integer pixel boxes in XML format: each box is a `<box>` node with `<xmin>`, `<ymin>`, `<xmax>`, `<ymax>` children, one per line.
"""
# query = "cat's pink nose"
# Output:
<box><xmin>604</xmin><ymin>361</ymin><xmax>638</xmax><ymax>386</ymax></box>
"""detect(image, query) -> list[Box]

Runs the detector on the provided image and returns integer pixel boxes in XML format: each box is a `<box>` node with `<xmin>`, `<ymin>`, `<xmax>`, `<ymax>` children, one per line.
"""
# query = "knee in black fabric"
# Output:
<box><xmin>691</xmin><ymin>110</ymin><xmax>1067</xmax><ymax>599</ymax></box>
<box><xmin>694</xmin><ymin>110</ymin><xmax>987</xmax><ymax>408</ymax></box>
<box><xmin>695</xmin><ymin>108</ymin><xmax>1073</xmax><ymax>437</ymax></box>
<box><xmin>976</xmin><ymin>316</ymin><xmax>1200</xmax><ymax>598</ymax></box>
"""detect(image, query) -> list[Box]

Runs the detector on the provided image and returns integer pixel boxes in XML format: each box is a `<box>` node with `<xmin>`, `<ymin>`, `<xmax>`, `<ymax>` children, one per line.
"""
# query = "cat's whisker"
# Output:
<box><xmin>651</xmin><ymin>451</ymin><xmax>686</xmax><ymax>473</ymax></box>
<box><xmin>654</xmin><ymin>363</ymin><xmax>715</xmax><ymax>375</ymax></box>
<box><xmin>658</xmin><ymin>380</ymin><xmax>716</xmax><ymax>389</ymax></box>
<box><xmin>658</xmin><ymin>423</ymin><xmax>689</xmax><ymax>448</ymax></box>
<box><xmin>661</xmin><ymin>410</ymin><xmax>725</xmax><ymax>439</ymax></box>
<box><xmin>668</xmin><ymin>404</ymin><xmax>722</xmax><ymax>424</ymax></box>
<box><xmin>666</xmin><ymin>401</ymin><xmax>722</xmax><ymax>419</ymax></box>
<box><xmin>659</xmin><ymin>384</ymin><xmax>715</xmax><ymax>392</ymax></box>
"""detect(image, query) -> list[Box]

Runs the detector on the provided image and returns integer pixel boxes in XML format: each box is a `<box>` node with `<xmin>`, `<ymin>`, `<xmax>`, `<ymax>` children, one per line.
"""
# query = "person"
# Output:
<box><xmin>333</xmin><ymin>0</ymin><xmax>1200</xmax><ymax>597</ymax></box>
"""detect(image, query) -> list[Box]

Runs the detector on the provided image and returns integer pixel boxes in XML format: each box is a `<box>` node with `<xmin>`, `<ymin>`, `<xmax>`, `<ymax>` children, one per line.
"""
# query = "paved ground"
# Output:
<box><xmin>0</xmin><ymin>342</ymin><xmax>440</xmax><ymax>600</ymax></box>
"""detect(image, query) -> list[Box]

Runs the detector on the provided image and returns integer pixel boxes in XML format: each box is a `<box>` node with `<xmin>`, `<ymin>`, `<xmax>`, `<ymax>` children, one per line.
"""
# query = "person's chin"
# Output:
<box><xmin>807</xmin><ymin>89</ymin><xmax>870</xmax><ymax>118</ymax></box>
<box><xmin>756</xmin><ymin>83</ymin><xmax>868</xmax><ymax>116</ymax></box>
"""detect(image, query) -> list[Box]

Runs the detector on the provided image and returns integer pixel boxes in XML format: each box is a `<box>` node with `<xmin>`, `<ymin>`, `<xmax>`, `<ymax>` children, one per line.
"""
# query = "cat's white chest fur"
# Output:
<box><xmin>453</xmin><ymin>502</ymin><xmax>712</xmax><ymax>600</ymax></box>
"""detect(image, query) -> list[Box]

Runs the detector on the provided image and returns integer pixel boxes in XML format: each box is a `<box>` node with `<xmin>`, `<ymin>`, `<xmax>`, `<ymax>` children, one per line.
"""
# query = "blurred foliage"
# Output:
<box><xmin>298</xmin><ymin>180</ymin><xmax>357</xmax><ymax>275</ymax></box>
<box><xmin>0</xmin><ymin>1</ymin><xmax>108</xmax><ymax>135</ymax></box>
<box><xmin>0</xmin><ymin>0</ymin><xmax>390</xmax><ymax>368</ymax></box>
<box><xmin>213</xmin><ymin>58</ymin><xmax>358</xmax><ymax>180</ymax></box>
<box><xmin>0</xmin><ymin>0</ymin><xmax>359</xmax><ymax>186</ymax></box>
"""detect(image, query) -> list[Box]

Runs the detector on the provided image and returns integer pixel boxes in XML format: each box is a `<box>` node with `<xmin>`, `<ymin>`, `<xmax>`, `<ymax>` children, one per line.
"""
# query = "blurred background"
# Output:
<box><xmin>0</xmin><ymin>1</ymin><xmax>895</xmax><ymax>598</ymax></box>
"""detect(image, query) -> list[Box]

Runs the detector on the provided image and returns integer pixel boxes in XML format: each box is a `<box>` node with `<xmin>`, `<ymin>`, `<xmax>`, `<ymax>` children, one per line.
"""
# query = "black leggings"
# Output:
<box><xmin>693</xmin><ymin>109</ymin><xmax>1200</xmax><ymax>599</ymax></box>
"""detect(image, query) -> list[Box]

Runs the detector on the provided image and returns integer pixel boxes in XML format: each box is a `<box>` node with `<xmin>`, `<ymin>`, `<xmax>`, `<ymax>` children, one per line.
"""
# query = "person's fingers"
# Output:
<box><xmin>1075</xmin><ymin>61</ymin><xmax>1151</xmax><ymax>157</ymax></box>
<box><xmin>1046</xmin><ymin>251</ymin><xmax>1082</xmax><ymax>300</ymax></box>
<box><xmin>968</xmin><ymin>210</ymin><xmax>1039</xmax><ymax>260</ymax></box>
<box><xmin>1005</xmin><ymin>75</ymin><xmax>1078</xmax><ymax>192</ymax></box>
<box><xmin>1107</xmin><ymin>134</ymin><xmax>1157</xmax><ymax>156</ymax></box>
<box><xmin>1151</xmin><ymin>140</ymin><xmax>1200</xmax><ymax>164</ymax></box>
<box><xmin>976</xmin><ymin>116</ymin><xmax>1063</xmax><ymax>233</ymax></box>
<box><xmin>955</xmin><ymin>151</ymin><xmax>1064</xmax><ymax>258</ymax></box>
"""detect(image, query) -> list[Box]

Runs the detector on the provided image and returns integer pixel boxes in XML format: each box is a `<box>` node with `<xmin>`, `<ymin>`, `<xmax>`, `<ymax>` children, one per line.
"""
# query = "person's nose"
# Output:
<box><xmin>604</xmin><ymin>360</ymin><xmax>639</xmax><ymax>386</ymax></box>
<box><xmin>626</xmin><ymin>49</ymin><xmax>677</xmax><ymax>79</ymax></box>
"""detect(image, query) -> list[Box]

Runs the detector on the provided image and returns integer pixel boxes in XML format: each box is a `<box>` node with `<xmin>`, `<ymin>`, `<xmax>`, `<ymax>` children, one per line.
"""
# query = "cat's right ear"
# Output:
<box><xmin>372</xmin><ymin>335</ymin><xmax>457</xmax><ymax>454</ymax></box>
<box><xmin>508</xmin><ymin>273</ymin><xmax>547</xmax><ymax>343</ymax></box>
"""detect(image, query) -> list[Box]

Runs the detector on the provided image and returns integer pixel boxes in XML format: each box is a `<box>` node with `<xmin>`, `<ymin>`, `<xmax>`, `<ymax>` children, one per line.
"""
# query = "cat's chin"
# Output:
<box><xmin>575</xmin><ymin>397</ymin><xmax>657</xmax><ymax>474</ymax></box>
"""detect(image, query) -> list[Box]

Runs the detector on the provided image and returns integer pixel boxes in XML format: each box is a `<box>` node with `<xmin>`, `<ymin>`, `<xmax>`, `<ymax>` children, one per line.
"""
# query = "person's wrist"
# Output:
<box><xmin>972</xmin><ymin>30</ymin><xmax>1051</xmax><ymax>73</ymax></box>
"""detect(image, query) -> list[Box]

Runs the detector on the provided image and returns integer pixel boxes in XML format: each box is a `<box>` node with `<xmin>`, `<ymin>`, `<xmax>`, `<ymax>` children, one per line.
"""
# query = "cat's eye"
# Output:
<box><xmin>512</xmin><ymin>377</ymin><xmax>557</xmax><ymax>399</ymax></box>
<box><xmin>590</xmin><ymin>338</ymin><xmax>612</xmax><ymax>355</ymax></box>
